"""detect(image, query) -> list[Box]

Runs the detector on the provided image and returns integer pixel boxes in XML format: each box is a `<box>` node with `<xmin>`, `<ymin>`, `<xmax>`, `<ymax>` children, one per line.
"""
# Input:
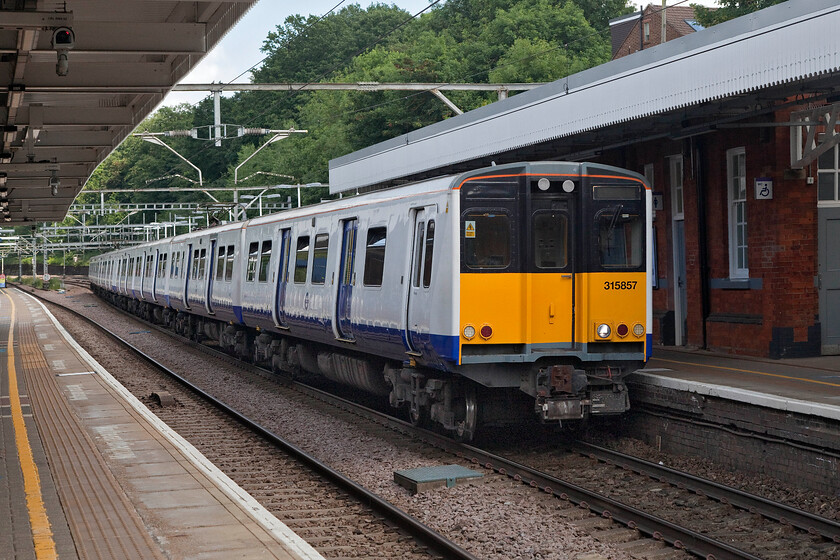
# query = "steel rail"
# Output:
<box><xmin>26</xmin><ymin>287</ymin><xmax>478</xmax><ymax>560</ymax></box>
<box><xmin>573</xmin><ymin>441</ymin><xmax>840</xmax><ymax>543</ymax></box>
<box><xmin>55</xmin><ymin>285</ymin><xmax>798</xmax><ymax>560</ymax></box>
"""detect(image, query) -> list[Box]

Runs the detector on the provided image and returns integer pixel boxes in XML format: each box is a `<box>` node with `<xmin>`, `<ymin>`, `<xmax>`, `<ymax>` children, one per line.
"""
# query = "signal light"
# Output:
<box><xmin>616</xmin><ymin>323</ymin><xmax>629</xmax><ymax>337</ymax></box>
<box><xmin>480</xmin><ymin>325</ymin><xmax>493</xmax><ymax>339</ymax></box>
<box><xmin>463</xmin><ymin>325</ymin><xmax>476</xmax><ymax>340</ymax></box>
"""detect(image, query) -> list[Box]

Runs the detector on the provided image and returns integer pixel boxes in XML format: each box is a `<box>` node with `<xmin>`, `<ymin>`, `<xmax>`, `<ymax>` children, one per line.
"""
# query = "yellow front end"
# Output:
<box><xmin>460</xmin><ymin>272</ymin><xmax>575</xmax><ymax>356</ymax></box>
<box><xmin>576</xmin><ymin>272</ymin><xmax>647</xmax><ymax>350</ymax></box>
<box><xmin>459</xmin><ymin>271</ymin><xmax>646</xmax><ymax>360</ymax></box>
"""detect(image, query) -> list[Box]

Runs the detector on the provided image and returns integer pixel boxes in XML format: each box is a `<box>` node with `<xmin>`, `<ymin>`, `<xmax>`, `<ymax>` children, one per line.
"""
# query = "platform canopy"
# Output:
<box><xmin>329</xmin><ymin>0</ymin><xmax>840</xmax><ymax>193</ymax></box>
<box><xmin>0</xmin><ymin>0</ymin><xmax>258</xmax><ymax>225</ymax></box>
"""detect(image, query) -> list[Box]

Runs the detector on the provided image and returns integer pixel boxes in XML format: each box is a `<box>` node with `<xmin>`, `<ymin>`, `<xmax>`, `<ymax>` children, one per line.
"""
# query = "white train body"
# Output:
<box><xmin>90</xmin><ymin>162</ymin><xmax>651</xmax><ymax>438</ymax></box>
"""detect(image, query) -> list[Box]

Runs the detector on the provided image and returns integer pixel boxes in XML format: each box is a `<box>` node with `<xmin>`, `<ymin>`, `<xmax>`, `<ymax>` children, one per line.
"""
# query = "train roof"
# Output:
<box><xmin>91</xmin><ymin>161</ymin><xmax>646</xmax><ymax>260</ymax></box>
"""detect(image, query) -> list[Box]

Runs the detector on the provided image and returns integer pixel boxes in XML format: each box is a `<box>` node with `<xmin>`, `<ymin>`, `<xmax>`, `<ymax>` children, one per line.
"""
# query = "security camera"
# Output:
<box><xmin>52</xmin><ymin>27</ymin><xmax>75</xmax><ymax>49</ymax></box>
<box><xmin>52</xmin><ymin>27</ymin><xmax>75</xmax><ymax>76</ymax></box>
<box><xmin>50</xmin><ymin>171</ymin><xmax>60</xmax><ymax>196</ymax></box>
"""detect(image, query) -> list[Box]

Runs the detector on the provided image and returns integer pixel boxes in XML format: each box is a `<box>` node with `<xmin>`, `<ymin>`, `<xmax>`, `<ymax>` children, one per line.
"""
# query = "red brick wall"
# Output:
<box><xmin>601</xmin><ymin>107</ymin><xmax>820</xmax><ymax>358</ymax></box>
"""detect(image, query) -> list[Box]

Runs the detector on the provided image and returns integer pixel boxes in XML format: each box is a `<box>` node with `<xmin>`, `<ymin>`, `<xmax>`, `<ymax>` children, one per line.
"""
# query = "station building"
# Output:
<box><xmin>330</xmin><ymin>0</ymin><xmax>840</xmax><ymax>360</ymax></box>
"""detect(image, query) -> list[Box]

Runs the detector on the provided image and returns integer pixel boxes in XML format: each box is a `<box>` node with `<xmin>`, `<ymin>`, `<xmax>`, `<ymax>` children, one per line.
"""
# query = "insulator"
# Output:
<box><xmin>164</xmin><ymin>130</ymin><xmax>194</xmax><ymax>137</ymax></box>
<box><xmin>238</xmin><ymin>127</ymin><xmax>271</xmax><ymax>136</ymax></box>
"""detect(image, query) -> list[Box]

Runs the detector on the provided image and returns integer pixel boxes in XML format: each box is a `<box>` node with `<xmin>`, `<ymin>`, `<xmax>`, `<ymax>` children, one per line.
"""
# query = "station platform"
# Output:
<box><xmin>0</xmin><ymin>286</ymin><xmax>324</xmax><ymax>560</ymax></box>
<box><xmin>637</xmin><ymin>346</ymin><xmax>840</xmax><ymax>420</ymax></box>
<box><xmin>628</xmin><ymin>346</ymin><xmax>840</xmax><ymax>494</ymax></box>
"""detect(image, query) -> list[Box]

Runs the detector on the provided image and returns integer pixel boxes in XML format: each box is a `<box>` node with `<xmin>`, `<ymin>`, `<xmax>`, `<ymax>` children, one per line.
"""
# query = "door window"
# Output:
<box><xmin>533</xmin><ymin>212</ymin><xmax>568</xmax><ymax>269</ymax></box>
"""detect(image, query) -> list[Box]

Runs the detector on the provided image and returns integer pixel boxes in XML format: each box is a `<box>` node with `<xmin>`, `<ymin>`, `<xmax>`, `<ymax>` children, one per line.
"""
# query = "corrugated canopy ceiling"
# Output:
<box><xmin>0</xmin><ymin>0</ymin><xmax>257</xmax><ymax>225</ymax></box>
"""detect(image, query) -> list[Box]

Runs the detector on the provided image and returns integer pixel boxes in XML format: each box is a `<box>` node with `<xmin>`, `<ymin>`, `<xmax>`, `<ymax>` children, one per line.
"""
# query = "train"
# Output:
<box><xmin>89</xmin><ymin>161</ymin><xmax>652</xmax><ymax>439</ymax></box>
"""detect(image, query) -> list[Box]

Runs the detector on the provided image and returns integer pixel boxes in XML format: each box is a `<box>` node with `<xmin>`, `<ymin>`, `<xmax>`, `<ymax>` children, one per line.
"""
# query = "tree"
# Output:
<box><xmin>693</xmin><ymin>0</ymin><xmax>788</xmax><ymax>27</ymax></box>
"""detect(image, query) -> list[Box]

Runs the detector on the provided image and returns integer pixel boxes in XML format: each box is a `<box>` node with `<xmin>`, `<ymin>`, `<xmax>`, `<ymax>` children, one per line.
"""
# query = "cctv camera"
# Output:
<box><xmin>50</xmin><ymin>172</ymin><xmax>60</xmax><ymax>196</ymax></box>
<box><xmin>52</xmin><ymin>27</ymin><xmax>74</xmax><ymax>76</ymax></box>
<box><xmin>52</xmin><ymin>27</ymin><xmax>75</xmax><ymax>50</ymax></box>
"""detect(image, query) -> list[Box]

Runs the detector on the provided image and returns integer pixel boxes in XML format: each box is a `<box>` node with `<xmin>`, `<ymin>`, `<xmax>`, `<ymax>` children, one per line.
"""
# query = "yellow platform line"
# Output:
<box><xmin>3</xmin><ymin>291</ymin><xmax>58</xmax><ymax>558</ymax></box>
<box><xmin>653</xmin><ymin>357</ymin><xmax>840</xmax><ymax>388</ymax></box>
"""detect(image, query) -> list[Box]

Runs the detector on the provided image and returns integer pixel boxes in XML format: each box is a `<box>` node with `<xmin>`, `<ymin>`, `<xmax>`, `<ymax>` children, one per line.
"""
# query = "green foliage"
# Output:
<box><xmin>86</xmin><ymin>0</ymin><xmax>632</xmax><ymax>224</ymax></box>
<box><xmin>693</xmin><ymin>0</ymin><xmax>788</xmax><ymax>27</ymax></box>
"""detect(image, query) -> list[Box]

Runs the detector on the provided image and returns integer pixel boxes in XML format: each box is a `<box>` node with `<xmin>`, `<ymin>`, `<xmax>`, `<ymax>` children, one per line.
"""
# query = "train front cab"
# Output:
<box><xmin>456</xmin><ymin>162</ymin><xmax>651</xmax><ymax>425</ymax></box>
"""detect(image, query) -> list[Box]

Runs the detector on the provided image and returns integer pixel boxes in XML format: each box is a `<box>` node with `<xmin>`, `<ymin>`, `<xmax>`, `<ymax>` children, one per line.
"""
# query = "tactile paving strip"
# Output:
<box><xmin>15</xmin><ymin>302</ymin><xmax>165</xmax><ymax>560</ymax></box>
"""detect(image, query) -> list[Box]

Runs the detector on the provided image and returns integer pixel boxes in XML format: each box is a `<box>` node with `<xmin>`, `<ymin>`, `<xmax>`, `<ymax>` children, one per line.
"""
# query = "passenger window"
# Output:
<box><xmin>199</xmin><ymin>248</ymin><xmax>207</xmax><ymax>279</ymax></box>
<box><xmin>413</xmin><ymin>221</ymin><xmax>425</xmax><ymax>288</ymax></box>
<box><xmin>225</xmin><ymin>245</ymin><xmax>234</xmax><ymax>282</ymax></box>
<box><xmin>258</xmin><ymin>240</ymin><xmax>272</xmax><ymax>282</ymax></box>
<box><xmin>294</xmin><ymin>236</ymin><xmax>310</xmax><ymax>283</ymax></box>
<box><xmin>246</xmin><ymin>242</ymin><xmax>259</xmax><ymax>282</ymax></box>
<box><xmin>423</xmin><ymin>221</ymin><xmax>435</xmax><ymax>288</ymax></box>
<box><xmin>464</xmin><ymin>212</ymin><xmax>511</xmax><ymax>269</ymax></box>
<box><xmin>216</xmin><ymin>246</ymin><xmax>226</xmax><ymax>280</ymax></box>
<box><xmin>363</xmin><ymin>227</ymin><xmax>387</xmax><ymax>287</ymax></box>
<box><xmin>533</xmin><ymin>212</ymin><xmax>568</xmax><ymax>269</ymax></box>
<box><xmin>193</xmin><ymin>250</ymin><xmax>201</xmax><ymax>280</ymax></box>
<box><xmin>598</xmin><ymin>208</ymin><xmax>643</xmax><ymax>268</ymax></box>
<box><xmin>311</xmin><ymin>234</ymin><xmax>329</xmax><ymax>285</ymax></box>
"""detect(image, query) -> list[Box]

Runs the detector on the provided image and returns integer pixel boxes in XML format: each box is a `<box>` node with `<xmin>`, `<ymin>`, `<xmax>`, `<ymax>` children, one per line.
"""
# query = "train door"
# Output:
<box><xmin>205</xmin><ymin>239</ymin><xmax>216</xmax><ymax>315</ymax></box>
<box><xmin>336</xmin><ymin>219</ymin><xmax>358</xmax><ymax>341</ymax></box>
<box><xmin>273</xmin><ymin>228</ymin><xmax>291</xmax><ymax>328</ymax></box>
<box><xmin>531</xmin><ymin>205</ymin><xmax>574</xmax><ymax>347</ymax></box>
<box><xmin>183</xmin><ymin>244</ymin><xmax>193</xmax><ymax>309</ymax></box>
<box><xmin>405</xmin><ymin>207</ymin><xmax>436</xmax><ymax>353</ymax></box>
<box><xmin>151</xmin><ymin>250</ymin><xmax>159</xmax><ymax>302</ymax></box>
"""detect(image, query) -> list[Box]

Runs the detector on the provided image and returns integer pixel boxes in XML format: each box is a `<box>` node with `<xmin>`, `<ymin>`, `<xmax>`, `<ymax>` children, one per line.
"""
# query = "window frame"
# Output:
<box><xmin>225</xmin><ymin>245</ymin><xmax>234</xmax><ymax>282</ymax></box>
<box><xmin>817</xmin><ymin>138</ymin><xmax>840</xmax><ymax>204</ymax></box>
<box><xmin>294</xmin><ymin>235</ymin><xmax>310</xmax><ymax>284</ymax></box>
<box><xmin>422</xmin><ymin>220</ymin><xmax>435</xmax><ymax>288</ymax></box>
<box><xmin>363</xmin><ymin>226</ymin><xmax>387</xmax><ymax>287</ymax></box>
<box><xmin>462</xmin><ymin>209</ymin><xmax>513</xmax><ymax>271</ymax></box>
<box><xmin>258</xmin><ymin>240</ymin><xmax>272</xmax><ymax>283</ymax></box>
<box><xmin>311</xmin><ymin>233</ymin><xmax>329</xmax><ymax>285</ymax></box>
<box><xmin>532</xmin><ymin>210</ymin><xmax>569</xmax><ymax>270</ymax></box>
<box><xmin>216</xmin><ymin>246</ymin><xmax>226</xmax><ymax>281</ymax></box>
<box><xmin>246</xmin><ymin>241</ymin><xmax>259</xmax><ymax>282</ymax></box>
<box><xmin>726</xmin><ymin>147</ymin><xmax>748</xmax><ymax>279</ymax></box>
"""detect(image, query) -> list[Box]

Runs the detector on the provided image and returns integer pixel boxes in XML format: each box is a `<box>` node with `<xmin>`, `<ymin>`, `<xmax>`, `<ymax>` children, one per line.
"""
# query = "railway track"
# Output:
<box><xmin>26</xmin><ymin>283</ymin><xmax>840</xmax><ymax>560</ymax></box>
<box><xmin>26</xmin><ymin>286</ymin><xmax>475</xmax><ymax>560</ymax></box>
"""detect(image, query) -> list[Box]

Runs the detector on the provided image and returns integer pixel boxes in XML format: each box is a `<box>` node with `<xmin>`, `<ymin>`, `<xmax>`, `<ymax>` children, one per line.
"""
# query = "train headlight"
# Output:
<box><xmin>480</xmin><ymin>324</ymin><xmax>493</xmax><ymax>339</ymax></box>
<box><xmin>633</xmin><ymin>323</ymin><xmax>645</xmax><ymax>337</ymax></box>
<box><xmin>596</xmin><ymin>323</ymin><xmax>611</xmax><ymax>339</ymax></box>
<box><xmin>463</xmin><ymin>325</ymin><xmax>476</xmax><ymax>340</ymax></box>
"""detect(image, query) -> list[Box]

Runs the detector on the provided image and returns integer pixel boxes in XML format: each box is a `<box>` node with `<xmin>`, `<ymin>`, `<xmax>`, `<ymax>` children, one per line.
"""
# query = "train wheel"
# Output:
<box><xmin>453</xmin><ymin>385</ymin><xmax>478</xmax><ymax>442</ymax></box>
<box><xmin>408</xmin><ymin>403</ymin><xmax>428</xmax><ymax>428</ymax></box>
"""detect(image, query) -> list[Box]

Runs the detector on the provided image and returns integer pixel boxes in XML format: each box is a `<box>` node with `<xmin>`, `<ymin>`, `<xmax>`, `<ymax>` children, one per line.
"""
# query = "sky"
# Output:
<box><xmin>161</xmin><ymin>0</ymin><xmax>720</xmax><ymax>107</ymax></box>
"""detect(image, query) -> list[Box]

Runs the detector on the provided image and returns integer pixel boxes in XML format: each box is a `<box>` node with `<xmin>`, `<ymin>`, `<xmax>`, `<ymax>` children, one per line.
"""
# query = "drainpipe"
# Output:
<box><xmin>695</xmin><ymin>137</ymin><xmax>710</xmax><ymax>349</ymax></box>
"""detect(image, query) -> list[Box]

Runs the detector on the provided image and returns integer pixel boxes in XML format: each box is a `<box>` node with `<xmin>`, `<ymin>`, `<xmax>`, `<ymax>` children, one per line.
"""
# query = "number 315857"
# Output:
<box><xmin>604</xmin><ymin>281</ymin><xmax>637</xmax><ymax>290</ymax></box>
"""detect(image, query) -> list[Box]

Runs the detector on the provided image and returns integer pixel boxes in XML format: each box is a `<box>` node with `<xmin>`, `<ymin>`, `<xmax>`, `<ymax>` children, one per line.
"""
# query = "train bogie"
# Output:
<box><xmin>90</xmin><ymin>161</ymin><xmax>651</xmax><ymax>439</ymax></box>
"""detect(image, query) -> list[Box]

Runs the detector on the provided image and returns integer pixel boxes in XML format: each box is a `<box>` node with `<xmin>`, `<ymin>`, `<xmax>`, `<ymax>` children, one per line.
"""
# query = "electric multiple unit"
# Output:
<box><xmin>90</xmin><ymin>161</ymin><xmax>652</xmax><ymax>439</ymax></box>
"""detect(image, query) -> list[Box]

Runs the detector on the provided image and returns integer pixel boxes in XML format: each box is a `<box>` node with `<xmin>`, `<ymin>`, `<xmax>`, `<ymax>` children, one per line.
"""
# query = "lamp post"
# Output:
<box><xmin>139</xmin><ymin>133</ymin><xmax>203</xmax><ymax>186</ymax></box>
